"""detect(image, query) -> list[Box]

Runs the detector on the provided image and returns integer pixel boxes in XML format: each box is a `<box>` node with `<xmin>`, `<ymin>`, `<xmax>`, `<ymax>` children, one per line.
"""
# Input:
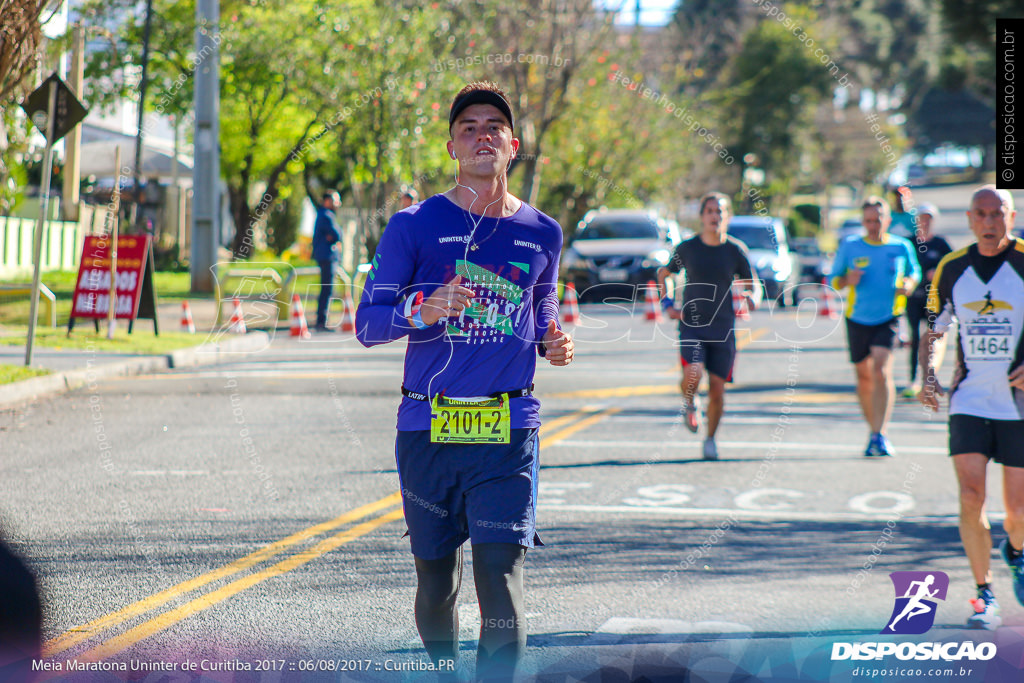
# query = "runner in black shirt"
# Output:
<box><xmin>657</xmin><ymin>192</ymin><xmax>758</xmax><ymax>460</ymax></box>
<box><xmin>902</xmin><ymin>202</ymin><xmax>952</xmax><ymax>398</ymax></box>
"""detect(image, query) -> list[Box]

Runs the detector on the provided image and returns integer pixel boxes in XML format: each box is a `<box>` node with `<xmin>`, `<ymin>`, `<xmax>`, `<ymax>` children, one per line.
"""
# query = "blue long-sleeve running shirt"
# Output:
<box><xmin>356</xmin><ymin>194</ymin><xmax>563</xmax><ymax>431</ymax></box>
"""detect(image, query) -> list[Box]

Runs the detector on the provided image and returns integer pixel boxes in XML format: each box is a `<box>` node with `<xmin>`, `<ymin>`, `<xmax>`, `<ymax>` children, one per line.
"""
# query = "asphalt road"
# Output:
<box><xmin>2</xmin><ymin>297</ymin><xmax>1022</xmax><ymax>682</ymax></box>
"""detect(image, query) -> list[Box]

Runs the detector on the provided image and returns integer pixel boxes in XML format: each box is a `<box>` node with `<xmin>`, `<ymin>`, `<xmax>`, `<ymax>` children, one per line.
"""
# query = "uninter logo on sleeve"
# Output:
<box><xmin>513</xmin><ymin>239</ymin><xmax>541</xmax><ymax>252</ymax></box>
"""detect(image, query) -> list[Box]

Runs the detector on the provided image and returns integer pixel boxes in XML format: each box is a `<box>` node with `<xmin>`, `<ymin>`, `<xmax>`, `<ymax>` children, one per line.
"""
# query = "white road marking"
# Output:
<box><xmin>538</xmin><ymin>504</ymin><xmax>912</xmax><ymax>522</ymax></box>
<box><xmin>540</xmin><ymin>505</ymin><xmax>1006</xmax><ymax>523</ymax></box>
<box><xmin>734</xmin><ymin>488</ymin><xmax>805</xmax><ymax>511</ymax></box>
<box><xmin>604</xmin><ymin>414</ymin><xmax>947</xmax><ymax>430</ymax></box>
<box><xmin>552</xmin><ymin>440</ymin><xmax>947</xmax><ymax>454</ymax></box>
<box><xmin>848</xmin><ymin>491</ymin><xmax>916</xmax><ymax>515</ymax></box>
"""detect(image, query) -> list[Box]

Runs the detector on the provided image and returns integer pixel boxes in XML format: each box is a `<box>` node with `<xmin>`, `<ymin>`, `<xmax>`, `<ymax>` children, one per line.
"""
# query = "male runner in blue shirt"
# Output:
<box><xmin>831</xmin><ymin>196</ymin><xmax>920</xmax><ymax>457</ymax></box>
<box><xmin>356</xmin><ymin>81</ymin><xmax>573</xmax><ymax>681</ymax></box>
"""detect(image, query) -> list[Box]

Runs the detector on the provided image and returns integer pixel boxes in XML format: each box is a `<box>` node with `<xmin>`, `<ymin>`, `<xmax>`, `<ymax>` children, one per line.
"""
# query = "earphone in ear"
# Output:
<box><xmin>450</xmin><ymin>151</ymin><xmax>457</xmax><ymax>160</ymax></box>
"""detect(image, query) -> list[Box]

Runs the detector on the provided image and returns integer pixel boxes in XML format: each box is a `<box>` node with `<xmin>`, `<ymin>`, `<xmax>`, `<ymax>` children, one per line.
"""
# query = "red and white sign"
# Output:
<box><xmin>70</xmin><ymin>235</ymin><xmax>150</xmax><ymax>319</ymax></box>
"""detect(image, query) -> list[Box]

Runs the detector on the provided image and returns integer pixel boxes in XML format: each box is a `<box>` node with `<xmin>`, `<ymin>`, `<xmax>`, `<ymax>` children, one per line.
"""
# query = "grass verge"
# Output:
<box><xmin>0</xmin><ymin>327</ymin><xmax>205</xmax><ymax>354</ymax></box>
<box><xmin>0</xmin><ymin>364</ymin><xmax>51</xmax><ymax>385</ymax></box>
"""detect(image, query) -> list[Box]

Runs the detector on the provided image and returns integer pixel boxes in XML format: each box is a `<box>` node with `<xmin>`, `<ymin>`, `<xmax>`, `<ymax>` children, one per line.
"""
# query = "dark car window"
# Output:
<box><xmin>728</xmin><ymin>225</ymin><xmax>778</xmax><ymax>252</ymax></box>
<box><xmin>577</xmin><ymin>219</ymin><xmax>661</xmax><ymax>240</ymax></box>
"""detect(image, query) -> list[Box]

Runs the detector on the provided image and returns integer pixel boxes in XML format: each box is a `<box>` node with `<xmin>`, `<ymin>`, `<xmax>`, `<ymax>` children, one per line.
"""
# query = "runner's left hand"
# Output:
<box><xmin>542</xmin><ymin>319</ymin><xmax>574</xmax><ymax>366</ymax></box>
<box><xmin>1010</xmin><ymin>365</ymin><xmax>1024</xmax><ymax>390</ymax></box>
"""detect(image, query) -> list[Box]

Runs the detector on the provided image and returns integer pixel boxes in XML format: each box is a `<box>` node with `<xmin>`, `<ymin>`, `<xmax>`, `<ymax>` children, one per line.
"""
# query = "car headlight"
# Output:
<box><xmin>642</xmin><ymin>248</ymin><xmax>671</xmax><ymax>268</ymax></box>
<box><xmin>756</xmin><ymin>256</ymin><xmax>791</xmax><ymax>281</ymax></box>
<box><xmin>773</xmin><ymin>257</ymin><xmax>792</xmax><ymax>281</ymax></box>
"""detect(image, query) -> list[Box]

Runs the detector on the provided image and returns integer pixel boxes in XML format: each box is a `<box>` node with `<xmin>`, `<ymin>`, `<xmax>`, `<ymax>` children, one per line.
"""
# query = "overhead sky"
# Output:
<box><xmin>596</xmin><ymin>0</ymin><xmax>677</xmax><ymax>26</ymax></box>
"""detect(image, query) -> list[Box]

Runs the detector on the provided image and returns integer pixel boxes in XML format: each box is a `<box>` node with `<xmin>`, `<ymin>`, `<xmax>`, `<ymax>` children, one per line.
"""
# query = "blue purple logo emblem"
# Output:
<box><xmin>881</xmin><ymin>571</ymin><xmax>949</xmax><ymax>635</ymax></box>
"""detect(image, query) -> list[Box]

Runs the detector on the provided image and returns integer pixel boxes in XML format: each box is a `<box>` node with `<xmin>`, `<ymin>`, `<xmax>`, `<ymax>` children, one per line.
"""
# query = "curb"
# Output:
<box><xmin>0</xmin><ymin>332</ymin><xmax>271</xmax><ymax>409</ymax></box>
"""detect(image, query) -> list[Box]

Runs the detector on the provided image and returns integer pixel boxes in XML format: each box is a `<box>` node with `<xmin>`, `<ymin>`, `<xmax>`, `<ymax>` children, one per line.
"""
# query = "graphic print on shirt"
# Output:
<box><xmin>445</xmin><ymin>259</ymin><xmax>527</xmax><ymax>343</ymax></box>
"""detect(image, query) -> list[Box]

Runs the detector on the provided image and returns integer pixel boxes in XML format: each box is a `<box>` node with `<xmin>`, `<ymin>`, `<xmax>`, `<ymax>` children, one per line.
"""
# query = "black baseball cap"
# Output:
<box><xmin>448</xmin><ymin>87</ymin><xmax>514</xmax><ymax>134</ymax></box>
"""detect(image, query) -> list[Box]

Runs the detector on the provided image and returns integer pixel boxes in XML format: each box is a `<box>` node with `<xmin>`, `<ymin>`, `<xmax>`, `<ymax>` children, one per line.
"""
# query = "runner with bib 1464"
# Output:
<box><xmin>920</xmin><ymin>185</ymin><xmax>1024</xmax><ymax>631</ymax></box>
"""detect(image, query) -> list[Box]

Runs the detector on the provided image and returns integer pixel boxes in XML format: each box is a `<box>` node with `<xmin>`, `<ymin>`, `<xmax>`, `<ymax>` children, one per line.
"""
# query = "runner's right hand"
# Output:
<box><xmin>421</xmin><ymin>275</ymin><xmax>476</xmax><ymax>326</ymax></box>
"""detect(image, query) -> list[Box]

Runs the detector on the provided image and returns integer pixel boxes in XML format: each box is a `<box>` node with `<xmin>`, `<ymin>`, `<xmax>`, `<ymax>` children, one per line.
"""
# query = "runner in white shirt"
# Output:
<box><xmin>920</xmin><ymin>185</ymin><xmax>1024</xmax><ymax>630</ymax></box>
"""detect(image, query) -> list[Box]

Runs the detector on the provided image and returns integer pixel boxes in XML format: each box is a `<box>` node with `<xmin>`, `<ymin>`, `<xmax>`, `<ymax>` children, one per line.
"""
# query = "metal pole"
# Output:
<box><xmin>26</xmin><ymin>80</ymin><xmax>58</xmax><ymax>366</ymax></box>
<box><xmin>133</xmin><ymin>0</ymin><xmax>154</xmax><ymax>231</ymax></box>
<box><xmin>107</xmin><ymin>147</ymin><xmax>121</xmax><ymax>339</ymax></box>
<box><xmin>191</xmin><ymin>0</ymin><xmax>220</xmax><ymax>293</ymax></box>
<box><xmin>63</xmin><ymin>24</ymin><xmax>84</xmax><ymax>222</ymax></box>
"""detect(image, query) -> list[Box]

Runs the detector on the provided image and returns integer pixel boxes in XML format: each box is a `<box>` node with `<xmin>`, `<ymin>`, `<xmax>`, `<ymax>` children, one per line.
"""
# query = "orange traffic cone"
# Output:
<box><xmin>290</xmin><ymin>294</ymin><xmax>311</xmax><ymax>338</ymax></box>
<box><xmin>340</xmin><ymin>293</ymin><xmax>356</xmax><ymax>333</ymax></box>
<box><xmin>228</xmin><ymin>297</ymin><xmax>247</xmax><ymax>334</ymax></box>
<box><xmin>818</xmin><ymin>277</ymin><xmax>839</xmax><ymax>319</ymax></box>
<box><xmin>644</xmin><ymin>280</ymin><xmax>662</xmax><ymax>322</ymax></box>
<box><xmin>561</xmin><ymin>282</ymin><xmax>580</xmax><ymax>325</ymax></box>
<box><xmin>180</xmin><ymin>301</ymin><xmax>195</xmax><ymax>333</ymax></box>
<box><xmin>732</xmin><ymin>283</ymin><xmax>750</xmax><ymax>320</ymax></box>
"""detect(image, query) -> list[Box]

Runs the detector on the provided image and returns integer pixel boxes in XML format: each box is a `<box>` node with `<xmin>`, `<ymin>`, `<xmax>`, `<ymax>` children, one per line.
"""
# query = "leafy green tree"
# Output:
<box><xmin>719</xmin><ymin>4</ymin><xmax>834</xmax><ymax>205</ymax></box>
<box><xmin>442</xmin><ymin>0</ymin><xmax>619</xmax><ymax>205</ymax></box>
<box><xmin>0</xmin><ymin>0</ymin><xmax>53</xmax><ymax>213</ymax></box>
<box><xmin>941</xmin><ymin>0</ymin><xmax>1021</xmax><ymax>50</ymax></box>
<box><xmin>303</xmin><ymin>2</ymin><xmax>462</xmax><ymax>259</ymax></box>
<box><xmin>79</xmin><ymin>0</ymin><xmax>458</xmax><ymax>259</ymax></box>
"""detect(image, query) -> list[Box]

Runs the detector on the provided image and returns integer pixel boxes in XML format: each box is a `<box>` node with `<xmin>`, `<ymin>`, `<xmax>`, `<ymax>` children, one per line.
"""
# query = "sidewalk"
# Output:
<box><xmin>0</xmin><ymin>298</ymin><xmax>275</xmax><ymax>409</ymax></box>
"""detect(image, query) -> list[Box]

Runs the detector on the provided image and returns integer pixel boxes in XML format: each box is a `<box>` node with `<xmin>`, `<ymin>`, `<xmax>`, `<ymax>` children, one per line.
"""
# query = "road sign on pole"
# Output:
<box><xmin>21</xmin><ymin>73</ymin><xmax>89</xmax><ymax>366</ymax></box>
<box><xmin>23</xmin><ymin>73</ymin><xmax>88</xmax><ymax>143</ymax></box>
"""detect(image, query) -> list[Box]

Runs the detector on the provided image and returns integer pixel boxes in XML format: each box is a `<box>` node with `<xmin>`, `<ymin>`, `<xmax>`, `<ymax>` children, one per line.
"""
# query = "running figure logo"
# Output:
<box><xmin>881</xmin><ymin>571</ymin><xmax>949</xmax><ymax>635</ymax></box>
<box><xmin>979</xmin><ymin>291</ymin><xmax>995</xmax><ymax>315</ymax></box>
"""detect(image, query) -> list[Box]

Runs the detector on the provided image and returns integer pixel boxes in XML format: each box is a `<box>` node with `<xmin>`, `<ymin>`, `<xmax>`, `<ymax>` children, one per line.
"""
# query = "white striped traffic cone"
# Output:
<box><xmin>228</xmin><ymin>297</ymin><xmax>247</xmax><ymax>334</ymax></box>
<box><xmin>180</xmin><ymin>301</ymin><xmax>196</xmax><ymax>333</ymax></box>
<box><xmin>290</xmin><ymin>294</ymin><xmax>311</xmax><ymax>338</ymax></box>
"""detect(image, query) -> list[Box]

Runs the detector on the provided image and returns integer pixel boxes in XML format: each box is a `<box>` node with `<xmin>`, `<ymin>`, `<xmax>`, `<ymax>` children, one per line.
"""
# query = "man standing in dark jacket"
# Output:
<box><xmin>312</xmin><ymin>190</ymin><xmax>342</xmax><ymax>331</ymax></box>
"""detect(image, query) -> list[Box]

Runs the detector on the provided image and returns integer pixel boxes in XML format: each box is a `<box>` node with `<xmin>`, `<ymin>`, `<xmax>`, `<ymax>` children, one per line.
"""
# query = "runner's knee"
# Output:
<box><xmin>959</xmin><ymin>486</ymin><xmax>987</xmax><ymax>514</ymax></box>
<box><xmin>415</xmin><ymin>551</ymin><xmax>461</xmax><ymax>607</ymax></box>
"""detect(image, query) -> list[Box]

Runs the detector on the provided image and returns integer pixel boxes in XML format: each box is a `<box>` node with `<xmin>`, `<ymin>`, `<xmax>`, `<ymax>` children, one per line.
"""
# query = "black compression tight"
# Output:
<box><xmin>413</xmin><ymin>543</ymin><xmax>527</xmax><ymax>682</ymax></box>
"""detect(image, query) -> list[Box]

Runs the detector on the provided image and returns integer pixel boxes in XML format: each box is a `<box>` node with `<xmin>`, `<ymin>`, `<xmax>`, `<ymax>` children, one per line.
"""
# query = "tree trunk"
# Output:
<box><xmin>228</xmin><ymin>184</ymin><xmax>254</xmax><ymax>260</ymax></box>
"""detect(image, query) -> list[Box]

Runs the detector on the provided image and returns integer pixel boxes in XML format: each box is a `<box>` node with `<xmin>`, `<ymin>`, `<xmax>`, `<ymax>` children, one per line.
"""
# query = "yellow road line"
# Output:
<box><xmin>43</xmin><ymin>492</ymin><xmax>402</xmax><ymax>656</ymax></box>
<box><xmin>757</xmin><ymin>391</ymin><xmax>856</xmax><ymax>404</ymax></box>
<box><xmin>553</xmin><ymin>327</ymin><xmax>771</xmax><ymax>397</ymax></box>
<box><xmin>78</xmin><ymin>508</ymin><xmax>406</xmax><ymax>661</ymax></box>
<box><xmin>46</xmin><ymin>407</ymin><xmax>609</xmax><ymax>658</ymax></box>
<box><xmin>540</xmin><ymin>405</ymin><xmax>606</xmax><ymax>434</ymax></box>
<box><xmin>550</xmin><ymin>384</ymin><xmax>677</xmax><ymax>399</ymax></box>
<box><xmin>540</xmin><ymin>406</ymin><xmax>620</xmax><ymax>448</ymax></box>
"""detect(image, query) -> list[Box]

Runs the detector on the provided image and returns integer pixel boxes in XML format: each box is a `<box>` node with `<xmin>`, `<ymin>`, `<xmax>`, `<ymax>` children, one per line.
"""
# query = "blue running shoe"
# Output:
<box><xmin>1000</xmin><ymin>539</ymin><xmax>1024</xmax><ymax>606</ymax></box>
<box><xmin>864</xmin><ymin>433</ymin><xmax>891</xmax><ymax>457</ymax></box>
<box><xmin>876</xmin><ymin>433</ymin><xmax>896</xmax><ymax>457</ymax></box>
<box><xmin>966</xmin><ymin>588</ymin><xmax>1001</xmax><ymax>630</ymax></box>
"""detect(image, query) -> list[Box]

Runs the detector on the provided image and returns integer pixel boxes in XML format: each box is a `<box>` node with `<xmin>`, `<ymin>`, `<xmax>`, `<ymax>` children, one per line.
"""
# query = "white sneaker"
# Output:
<box><xmin>702</xmin><ymin>438</ymin><xmax>718</xmax><ymax>461</ymax></box>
